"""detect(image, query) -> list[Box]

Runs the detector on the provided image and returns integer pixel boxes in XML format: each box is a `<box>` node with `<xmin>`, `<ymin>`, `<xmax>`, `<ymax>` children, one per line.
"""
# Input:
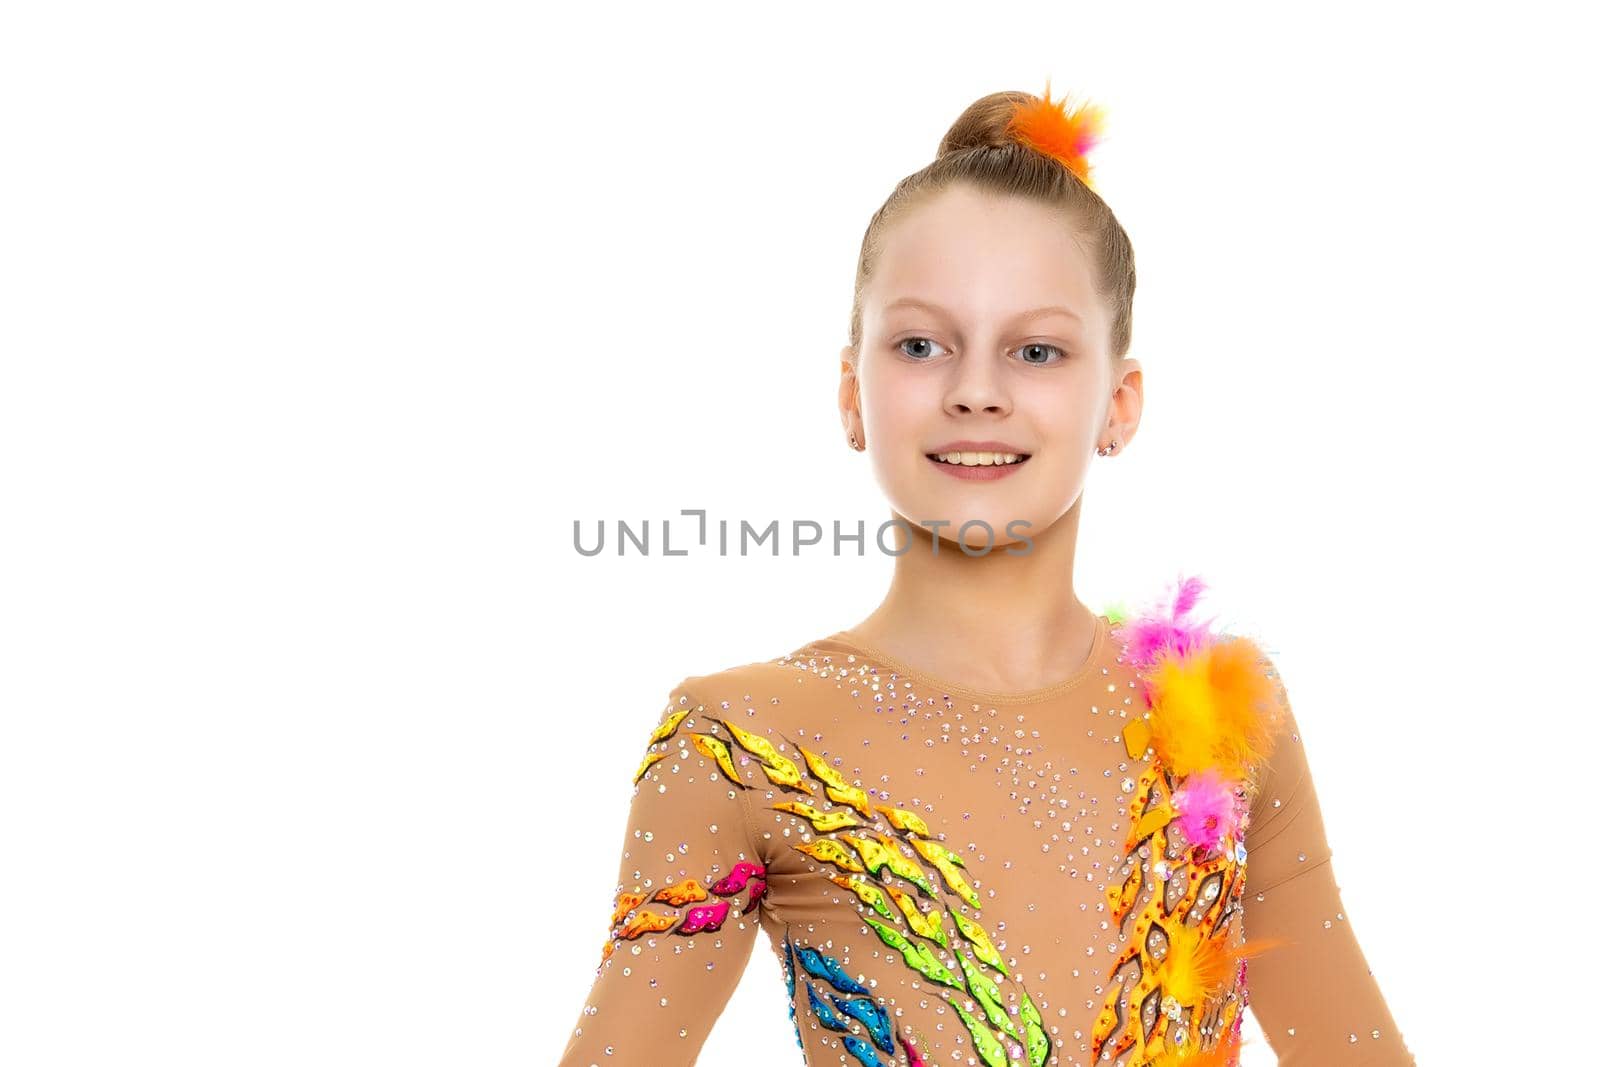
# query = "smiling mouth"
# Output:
<box><xmin>926</xmin><ymin>451</ymin><xmax>1032</xmax><ymax>467</ymax></box>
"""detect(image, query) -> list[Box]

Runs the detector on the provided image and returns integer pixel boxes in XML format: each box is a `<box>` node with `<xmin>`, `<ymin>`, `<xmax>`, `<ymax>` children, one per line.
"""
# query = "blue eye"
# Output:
<box><xmin>898</xmin><ymin>337</ymin><xmax>948</xmax><ymax>360</ymax></box>
<box><xmin>1016</xmin><ymin>342</ymin><xmax>1065</xmax><ymax>365</ymax></box>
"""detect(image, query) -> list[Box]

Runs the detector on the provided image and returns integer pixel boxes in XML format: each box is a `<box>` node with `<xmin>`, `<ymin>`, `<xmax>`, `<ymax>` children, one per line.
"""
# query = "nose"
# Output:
<box><xmin>943</xmin><ymin>350</ymin><xmax>1012</xmax><ymax>417</ymax></box>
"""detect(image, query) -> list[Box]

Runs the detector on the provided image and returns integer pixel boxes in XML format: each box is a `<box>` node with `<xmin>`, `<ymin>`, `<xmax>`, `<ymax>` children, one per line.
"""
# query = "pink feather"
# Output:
<box><xmin>1171</xmin><ymin>767</ymin><xmax>1243</xmax><ymax>853</ymax></box>
<box><xmin>1109</xmin><ymin>573</ymin><xmax>1221</xmax><ymax>674</ymax></box>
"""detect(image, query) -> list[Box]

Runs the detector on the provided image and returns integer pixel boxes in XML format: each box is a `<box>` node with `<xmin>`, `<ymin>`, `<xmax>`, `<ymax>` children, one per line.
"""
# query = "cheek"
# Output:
<box><xmin>1016</xmin><ymin>387</ymin><xmax>1096</xmax><ymax>446</ymax></box>
<box><xmin>862</xmin><ymin>362</ymin><xmax>941</xmax><ymax>435</ymax></box>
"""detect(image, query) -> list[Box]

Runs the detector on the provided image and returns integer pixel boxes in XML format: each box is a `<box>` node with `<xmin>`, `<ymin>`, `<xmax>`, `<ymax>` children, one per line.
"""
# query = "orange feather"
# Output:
<box><xmin>1149</xmin><ymin>932</ymin><xmax>1288</xmax><ymax>1065</ymax></box>
<box><xmin>1150</xmin><ymin>1032</ymin><xmax>1242</xmax><ymax>1067</ymax></box>
<box><xmin>1144</xmin><ymin>636</ymin><xmax>1287</xmax><ymax>783</ymax></box>
<box><xmin>1005</xmin><ymin>78</ymin><xmax>1107</xmax><ymax>188</ymax></box>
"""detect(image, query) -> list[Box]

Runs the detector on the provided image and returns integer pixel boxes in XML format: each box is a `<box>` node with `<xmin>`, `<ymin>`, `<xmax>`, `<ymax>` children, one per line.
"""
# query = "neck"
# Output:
<box><xmin>846</xmin><ymin>500</ymin><xmax>1100</xmax><ymax>694</ymax></box>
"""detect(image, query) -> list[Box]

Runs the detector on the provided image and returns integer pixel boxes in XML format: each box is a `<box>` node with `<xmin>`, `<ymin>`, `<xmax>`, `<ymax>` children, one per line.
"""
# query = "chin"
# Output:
<box><xmin>887</xmin><ymin>493</ymin><xmax>1045</xmax><ymax>553</ymax></box>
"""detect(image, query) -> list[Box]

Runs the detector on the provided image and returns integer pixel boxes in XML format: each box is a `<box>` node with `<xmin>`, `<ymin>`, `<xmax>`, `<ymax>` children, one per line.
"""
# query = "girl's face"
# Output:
<box><xmin>842</xmin><ymin>183</ymin><xmax>1137</xmax><ymax>549</ymax></box>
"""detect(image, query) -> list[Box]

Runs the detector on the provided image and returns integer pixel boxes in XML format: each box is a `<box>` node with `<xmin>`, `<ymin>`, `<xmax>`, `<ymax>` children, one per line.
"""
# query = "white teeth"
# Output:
<box><xmin>933</xmin><ymin>451</ymin><xmax>1025</xmax><ymax>466</ymax></box>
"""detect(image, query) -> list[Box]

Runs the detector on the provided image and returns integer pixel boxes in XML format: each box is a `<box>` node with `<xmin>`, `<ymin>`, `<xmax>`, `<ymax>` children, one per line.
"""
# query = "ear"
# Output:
<box><xmin>1107</xmin><ymin>356</ymin><xmax>1144</xmax><ymax>450</ymax></box>
<box><xmin>838</xmin><ymin>343</ymin><xmax>861</xmax><ymax>436</ymax></box>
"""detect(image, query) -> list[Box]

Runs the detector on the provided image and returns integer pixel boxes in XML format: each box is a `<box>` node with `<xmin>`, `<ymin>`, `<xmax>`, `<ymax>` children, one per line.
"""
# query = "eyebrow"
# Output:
<box><xmin>882</xmin><ymin>297</ymin><xmax>1081</xmax><ymax>325</ymax></box>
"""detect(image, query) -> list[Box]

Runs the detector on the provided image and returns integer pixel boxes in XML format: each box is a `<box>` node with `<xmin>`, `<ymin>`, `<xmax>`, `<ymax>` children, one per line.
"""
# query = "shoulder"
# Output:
<box><xmin>634</xmin><ymin>636</ymin><xmax>860</xmax><ymax>761</ymax></box>
<box><xmin>1109</xmin><ymin>576</ymin><xmax>1296</xmax><ymax>791</ymax></box>
<box><xmin>668</xmin><ymin>631</ymin><xmax>865</xmax><ymax>708</ymax></box>
<box><xmin>626</xmin><ymin>638</ymin><xmax>856</xmax><ymax>802</ymax></box>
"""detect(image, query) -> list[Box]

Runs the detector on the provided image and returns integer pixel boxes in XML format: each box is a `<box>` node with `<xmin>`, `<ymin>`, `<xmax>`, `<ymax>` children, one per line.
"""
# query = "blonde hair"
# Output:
<box><xmin>847</xmin><ymin>89</ymin><xmax>1136</xmax><ymax>358</ymax></box>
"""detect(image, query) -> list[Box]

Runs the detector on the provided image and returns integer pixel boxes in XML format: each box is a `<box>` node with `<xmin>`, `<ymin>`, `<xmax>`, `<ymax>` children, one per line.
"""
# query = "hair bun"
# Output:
<box><xmin>937</xmin><ymin>81</ymin><xmax>1107</xmax><ymax>190</ymax></box>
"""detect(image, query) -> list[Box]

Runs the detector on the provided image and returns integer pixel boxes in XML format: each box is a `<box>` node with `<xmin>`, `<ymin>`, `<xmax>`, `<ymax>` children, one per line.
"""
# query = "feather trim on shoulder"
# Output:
<box><xmin>1109</xmin><ymin>574</ymin><xmax>1288</xmax><ymax>784</ymax></box>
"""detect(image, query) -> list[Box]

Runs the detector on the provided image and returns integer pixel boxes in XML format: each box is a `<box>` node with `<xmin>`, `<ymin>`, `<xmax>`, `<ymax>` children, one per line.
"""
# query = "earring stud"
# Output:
<box><xmin>1097</xmin><ymin>439</ymin><xmax>1120</xmax><ymax>456</ymax></box>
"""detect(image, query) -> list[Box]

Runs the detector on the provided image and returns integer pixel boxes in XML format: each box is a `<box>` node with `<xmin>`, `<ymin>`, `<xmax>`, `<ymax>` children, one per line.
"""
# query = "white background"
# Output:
<box><xmin>3</xmin><ymin>1</ymin><xmax>1594</xmax><ymax>1064</ymax></box>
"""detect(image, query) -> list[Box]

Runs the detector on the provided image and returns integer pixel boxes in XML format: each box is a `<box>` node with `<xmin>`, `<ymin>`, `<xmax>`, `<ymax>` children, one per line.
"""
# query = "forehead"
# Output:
<box><xmin>868</xmin><ymin>184</ymin><xmax>1097</xmax><ymax>322</ymax></box>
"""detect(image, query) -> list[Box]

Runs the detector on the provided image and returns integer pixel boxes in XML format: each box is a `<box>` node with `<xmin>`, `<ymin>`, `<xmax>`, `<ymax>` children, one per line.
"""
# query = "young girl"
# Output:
<box><xmin>558</xmin><ymin>86</ymin><xmax>1412</xmax><ymax>1067</ymax></box>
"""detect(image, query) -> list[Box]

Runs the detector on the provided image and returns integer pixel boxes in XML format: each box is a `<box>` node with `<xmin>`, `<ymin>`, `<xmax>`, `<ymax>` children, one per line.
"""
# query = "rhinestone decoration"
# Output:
<box><xmin>559</xmin><ymin>577</ymin><xmax>1410</xmax><ymax>1066</ymax></box>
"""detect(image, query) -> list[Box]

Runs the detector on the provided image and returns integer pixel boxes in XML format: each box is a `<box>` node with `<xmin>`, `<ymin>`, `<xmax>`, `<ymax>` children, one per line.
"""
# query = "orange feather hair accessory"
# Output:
<box><xmin>1005</xmin><ymin>79</ymin><xmax>1107</xmax><ymax>190</ymax></box>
